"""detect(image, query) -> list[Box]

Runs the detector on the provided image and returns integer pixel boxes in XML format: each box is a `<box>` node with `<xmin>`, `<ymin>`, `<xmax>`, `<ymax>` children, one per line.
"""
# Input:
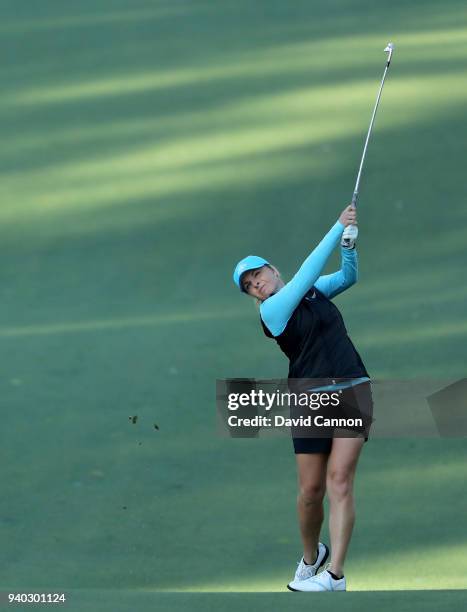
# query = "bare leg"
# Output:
<box><xmin>326</xmin><ymin>437</ymin><xmax>364</xmax><ymax>577</ymax></box>
<box><xmin>295</xmin><ymin>453</ymin><xmax>328</xmax><ymax>564</ymax></box>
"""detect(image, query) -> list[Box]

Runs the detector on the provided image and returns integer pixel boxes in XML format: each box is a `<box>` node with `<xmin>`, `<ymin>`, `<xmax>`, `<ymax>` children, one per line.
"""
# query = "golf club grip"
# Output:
<box><xmin>351</xmin><ymin>192</ymin><xmax>358</xmax><ymax>207</ymax></box>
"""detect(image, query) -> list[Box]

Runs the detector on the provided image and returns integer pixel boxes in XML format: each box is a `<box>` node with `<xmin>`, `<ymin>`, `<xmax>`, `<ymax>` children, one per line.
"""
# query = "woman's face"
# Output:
<box><xmin>241</xmin><ymin>265</ymin><xmax>283</xmax><ymax>300</ymax></box>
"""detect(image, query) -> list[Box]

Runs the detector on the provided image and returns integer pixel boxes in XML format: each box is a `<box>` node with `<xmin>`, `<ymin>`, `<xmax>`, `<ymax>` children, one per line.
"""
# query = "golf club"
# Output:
<box><xmin>342</xmin><ymin>42</ymin><xmax>394</xmax><ymax>247</ymax></box>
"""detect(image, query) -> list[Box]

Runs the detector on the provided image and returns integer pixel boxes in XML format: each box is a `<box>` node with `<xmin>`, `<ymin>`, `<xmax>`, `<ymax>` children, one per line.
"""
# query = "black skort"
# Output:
<box><xmin>292</xmin><ymin>381</ymin><xmax>373</xmax><ymax>454</ymax></box>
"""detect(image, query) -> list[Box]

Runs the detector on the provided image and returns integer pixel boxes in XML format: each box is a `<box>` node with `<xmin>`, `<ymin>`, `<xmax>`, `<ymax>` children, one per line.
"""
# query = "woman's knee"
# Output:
<box><xmin>326</xmin><ymin>469</ymin><xmax>353</xmax><ymax>500</ymax></box>
<box><xmin>299</xmin><ymin>481</ymin><xmax>325</xmax><ymax>505</ymax></box>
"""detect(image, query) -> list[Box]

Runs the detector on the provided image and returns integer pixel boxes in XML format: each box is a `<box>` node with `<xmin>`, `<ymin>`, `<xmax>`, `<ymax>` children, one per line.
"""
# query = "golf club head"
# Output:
<box><xmin>384</xmin><ymin>42</ymin><xmax>394</xmax><ymax>64</ymax></box>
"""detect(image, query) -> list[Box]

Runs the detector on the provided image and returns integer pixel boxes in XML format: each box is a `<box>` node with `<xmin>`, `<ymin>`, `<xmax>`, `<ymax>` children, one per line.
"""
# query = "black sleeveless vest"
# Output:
<box><xmin>261</xmin><ymin>287</ymin><xmax>369</xmax><ymax>384</ymax></box>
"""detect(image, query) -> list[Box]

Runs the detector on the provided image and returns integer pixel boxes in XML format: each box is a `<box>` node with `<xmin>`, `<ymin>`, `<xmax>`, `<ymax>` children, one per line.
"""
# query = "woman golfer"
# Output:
<box><xmin>233</xmin><ymin>204</ymin><xmax>372</xmax><ymax>592</ymax></box>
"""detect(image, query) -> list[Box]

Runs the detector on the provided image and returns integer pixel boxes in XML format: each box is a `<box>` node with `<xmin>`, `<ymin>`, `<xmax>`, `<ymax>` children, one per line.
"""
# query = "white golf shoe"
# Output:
<box><xmin>288</xmin><ymin>563</ymin><xmax>346</xmax><ymax>592</ymax></box>
<box><xmin>287</xmin><ymin>542</ymin><xmax>329</xmax><ymax>590</ymax></box>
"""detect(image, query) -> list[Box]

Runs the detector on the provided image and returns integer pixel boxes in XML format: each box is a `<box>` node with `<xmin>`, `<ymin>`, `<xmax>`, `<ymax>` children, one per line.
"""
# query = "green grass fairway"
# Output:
<box><xmin>46</xmin><ymin>590</ymin><xmax>467</xmax><ymax>612</ymax></box>
<box><xmin>1</xmin><ymin>1</ymin><xmax>466</xmax><ymax>609</ymax></box>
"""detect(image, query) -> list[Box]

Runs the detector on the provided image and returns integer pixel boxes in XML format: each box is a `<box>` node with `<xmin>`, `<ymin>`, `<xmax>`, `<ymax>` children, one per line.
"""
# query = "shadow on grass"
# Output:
<box><xmin>1</xmin><ymin>0</ymin><xmax>467</xmax><ymax>175</ymax></box>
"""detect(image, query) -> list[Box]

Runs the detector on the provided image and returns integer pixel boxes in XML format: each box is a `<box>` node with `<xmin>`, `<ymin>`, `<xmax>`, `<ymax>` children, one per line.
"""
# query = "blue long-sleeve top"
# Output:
<box><xmin>260</xmin><ymin>221</ymin><xmax>358</xmax><ymax>337</ymax></box>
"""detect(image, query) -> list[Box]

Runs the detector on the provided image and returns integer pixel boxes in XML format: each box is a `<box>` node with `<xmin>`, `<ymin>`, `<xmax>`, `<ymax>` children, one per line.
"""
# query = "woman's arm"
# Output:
<box><xmin>314</xmin><ymin>246</ymin><xmax>358</xmax><ymax>299</ymax></box>
<box><xmin>260</xmin><ymin>220</ymin><xmax>344</xmax><ymax>336</ymax></box>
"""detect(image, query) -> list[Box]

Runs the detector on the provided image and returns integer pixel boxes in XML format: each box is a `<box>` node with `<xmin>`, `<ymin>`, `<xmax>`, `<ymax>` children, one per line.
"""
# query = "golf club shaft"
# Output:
<box><xmin>351</xmin><ymin>44</ymin><xmax>394</xmax><ymax>207</ymax></box>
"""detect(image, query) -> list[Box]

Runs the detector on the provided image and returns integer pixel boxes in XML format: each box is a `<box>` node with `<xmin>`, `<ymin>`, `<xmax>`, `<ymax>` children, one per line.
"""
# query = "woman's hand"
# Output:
<box><xmin>339</xmin><ymin>204</ymin><xmax>357</xmax><ymax>227</ymax></box>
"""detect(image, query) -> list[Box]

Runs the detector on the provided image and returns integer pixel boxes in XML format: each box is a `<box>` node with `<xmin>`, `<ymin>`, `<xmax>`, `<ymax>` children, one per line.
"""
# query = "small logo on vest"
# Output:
<box><xmin>305</xmin><ymin>291</ymin><xmax>317</xmax><ymax>301</ymax></box>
